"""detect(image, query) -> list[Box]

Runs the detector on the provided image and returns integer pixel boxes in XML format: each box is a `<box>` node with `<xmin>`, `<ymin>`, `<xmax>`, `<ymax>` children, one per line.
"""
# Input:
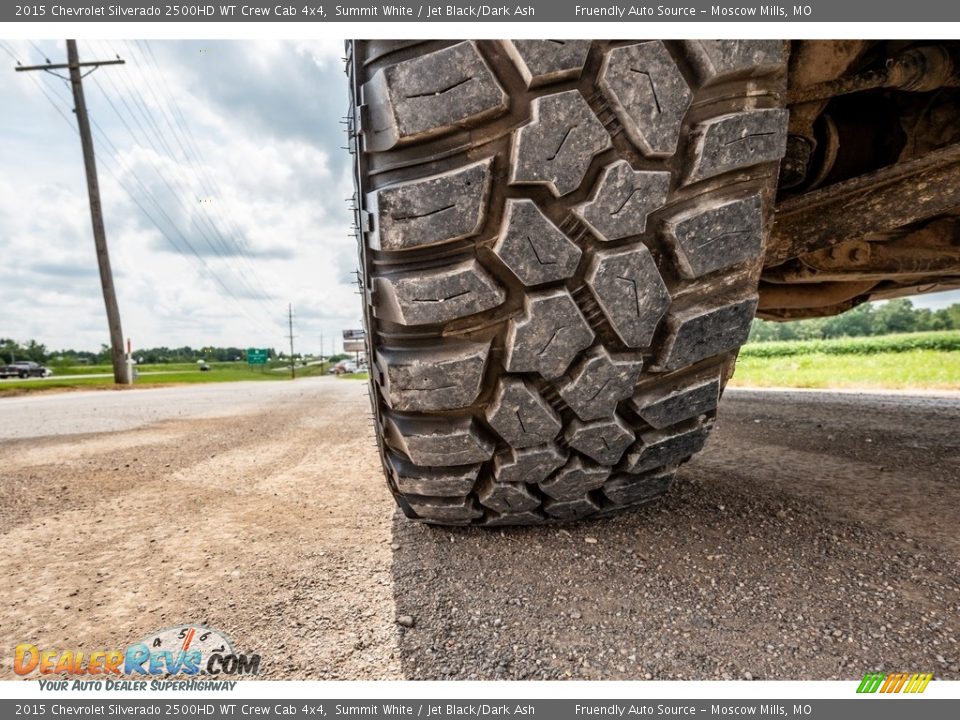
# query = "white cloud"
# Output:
<box><xmin>0</xmin><ymin>39</ymin><xmax>359</xmax><ymax>354</ymax></box>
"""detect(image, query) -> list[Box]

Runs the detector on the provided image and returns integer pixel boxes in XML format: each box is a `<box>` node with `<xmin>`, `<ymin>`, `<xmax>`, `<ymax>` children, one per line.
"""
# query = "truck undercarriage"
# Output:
<box><xmin>762</xmin><ymin>40</ymin><xmax>960</xmax><ymax>319</ymax></box>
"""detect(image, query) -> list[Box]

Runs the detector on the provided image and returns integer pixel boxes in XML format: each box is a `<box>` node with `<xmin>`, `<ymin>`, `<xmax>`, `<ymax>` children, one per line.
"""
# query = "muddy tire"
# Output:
<box><xmin>347</xmin><ymin>40</ymin><xmax>788</xmax><ymax>525</ymax></box>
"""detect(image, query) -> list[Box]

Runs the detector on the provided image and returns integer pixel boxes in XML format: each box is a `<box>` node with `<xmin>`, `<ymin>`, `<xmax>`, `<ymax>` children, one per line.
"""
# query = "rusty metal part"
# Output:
<box><xmin>784</xmin><ymin>41</ymin><xmax>869</xmax><ymax>188</ymax></box>
<box><xmin>806</xmin><ymin>114</ymin><xmax>841</xmax><ymax>189</ymax></box>
<box><xmin>756</xmin><ymin>298</ymin><xmax>866</xmax><ymax>321</ymax></box>
<box><xmin>757</xmin><ymin>280</ymin><xmax>877</xmax><ymax>311</ymax></box>
<box><xmin>786</xmin><ymin>46</ymin><xmax>960</xmax><ymax>105</ymax></box>
<box><xmin>786</xmin><ymin>219</ymin><xmax>960</xmax><ymax>282</ymax></box>
<box><xmin>866</xmin><ymin>279</ymin><xmax>960</xmax><ymax>302</ymax></box>
<box><xmin>767</xmin><ymin>143</ymin><xmax>960</xmax><ymax>264</ymax></box>
<box><xmin>780</xmin><ymin>135</ymin><xmax>814</xmax><ymax>189</ymax></box>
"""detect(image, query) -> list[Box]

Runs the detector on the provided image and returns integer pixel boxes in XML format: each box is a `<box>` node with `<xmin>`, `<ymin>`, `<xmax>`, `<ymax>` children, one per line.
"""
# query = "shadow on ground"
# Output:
<box><xmin>390</xmin><ymin>391</ymin><xmax>960</xmax><ymax>680</ymax></box>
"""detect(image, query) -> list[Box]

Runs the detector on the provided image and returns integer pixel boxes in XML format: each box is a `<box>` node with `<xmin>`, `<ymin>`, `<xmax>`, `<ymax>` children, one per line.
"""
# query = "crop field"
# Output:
<box><xmin>739</xmin><ymin>330</ymin><xmax>960</xmax><ymax>358</ymax></box>
<box><xmin>732</xmin><ymin>331</ymin><xmax>960</xmax><ymax>390</ymax></box>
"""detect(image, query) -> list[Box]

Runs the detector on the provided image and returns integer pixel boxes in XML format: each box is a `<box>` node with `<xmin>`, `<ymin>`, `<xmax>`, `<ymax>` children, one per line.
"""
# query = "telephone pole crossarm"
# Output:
<box><xmin>15</xmin><ymin>58</ymin><xmax>125</xmax><ymax>72</ymax></box>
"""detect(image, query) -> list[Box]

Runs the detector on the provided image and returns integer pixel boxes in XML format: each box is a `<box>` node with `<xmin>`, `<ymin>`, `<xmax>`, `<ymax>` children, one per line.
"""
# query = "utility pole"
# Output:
<box><xmin>287</xmin><ymin>304</ymin><xmax>296</xmax><ymax>379</ymax></box>
<box><xmin>17</xmin><ymin>41</ymin><xmax>130</xmax><ymax>384</ymax></box>
<box><xmin>319</xmin><ymin>330</ymin><xmax>324</xmax><ymax>368</ymax></box>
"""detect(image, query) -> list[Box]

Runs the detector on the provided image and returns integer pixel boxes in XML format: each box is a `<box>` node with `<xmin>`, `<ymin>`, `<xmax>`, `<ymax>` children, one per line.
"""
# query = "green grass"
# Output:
<box><xmin>45</xmin><ymin>361</ymin><xmax>202</xmax><ymax>375</ymax></box>
<box><xmin>741</xmin><ymin>330</ymin><xmax>960</xmax><ymax>358</ymax></box>
<box><xmin>731</xmin><ymin>349</ymin><xmax>960</xmax><ymax>390</ymax></box>
<box><xmin>0</xmin><ymin>361</ymin><xmax>332</xmax><ymax>394</ymax></box>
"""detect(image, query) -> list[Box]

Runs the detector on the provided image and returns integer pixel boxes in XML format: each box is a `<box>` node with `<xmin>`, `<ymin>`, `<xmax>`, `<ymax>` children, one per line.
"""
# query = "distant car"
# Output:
<box><xmin>199</xmin><ymin>363</ymin><xmax>211</xmax><ymax>372</ymax></box>
<box><xmin>0</xmin><ymin>361</ymin><xmax>52</xmax><ymax>379</ymax></box>
<box><xmin>332</xmin><ymin>360</ymin><xmax>358</xmax><ymax>375</ymax></box>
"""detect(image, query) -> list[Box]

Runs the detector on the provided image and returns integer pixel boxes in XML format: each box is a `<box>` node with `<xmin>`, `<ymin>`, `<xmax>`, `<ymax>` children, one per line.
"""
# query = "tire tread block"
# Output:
<box><xmin>621</xmin><ymin>425</ymin><xmax>712</xmax><ymax>474</ymax></box>
<box><xmin>655</xmin><ymin>297</ymin><xmax>757</xmax><ymax>372</ymax></box>
<box><xmin>387</xmin><ymin>454</ymin><xmax>481</xmax><ymax>497</ymax></box>
<box><xmin>539</xmin><ymin>456</ymin><xmax>610</xmax><ymax>501</ymax></box>
<box><xmin>510</xmin><ymin>90</ymin><xmax>612</xmax><ymax>197</ymax></box>
<box><xmin>494</xmin><ymin>199</ymin><xmax>582</xmax><ymax>286</ymax></box>
<box><xmin>663</xmin><ymin>195</ymin><xmax>764</xmax><ymax>279</ymax></box>
<box><xmin>684</xmin><ymin>40</ymin><xmax>786</xmax><ymax>86</ymax></box>
<box><xmin>373</xmin><ymin>259</ymin><xmax>505</xmax><ymax>325</ymax></box>
<box><xmin>599</xmin><ymin>41</ymin><xmax>693</xmax><ymax>157</ymax></box>
<box><xmin>387</xmin><ymin>416</ymin><xmax>495</xmax><ymax>466</ymax></box>
<box><xmin>477</xmin><ymin>477</ymin><xmax>541</xmax><ymax>514</ymax></box>
<box><xmin>604</xmin><ymin>470</ymin><xmax>673</xmax><ymax>505</ymax></box>
<box><xmin>377</xmin><ymin>340</ymin><xmax>490</xmax><ymax>412</ymax></box>
<box><xmin>492</xmin><ymin>444</ymin><xmax>568</xmax><ymax>484</ymax></box>
<box><xmin>566</xmin><ymin>415</ymin><xmax>635</xmax><ymax>465</ymax></box>
<box><xmin>686</xmin><ymin>109</ymin><xmax>789</xmax><ymax>184</ymax></box>
<box><xmin>631</xmin><ymin>376</ymin><xmax>721</xmax><ymax>429</ymax></box>
<box><xmin>506</xmin><ymin>289</ymin><xmax>595</xmax><ymax>379</ymax></box>
<box><xmin>363</xmin><ymin>41</ymin><xmax>508</xmax><ymax>150</ymax></box>
<box><xmin>504</xmin><ymin>40</ymin><xmax>592</xmax><ymax>88</ymax></box>
<box><xmin>371</xmin><ymin>158</ymin><xmax>493</xmax><ymax>251</ymax></box>
<box><xmin>559</xmin><ymin>346</ymin><xmax>644</xmax><ymax>421</ymax></box>
<box><xmin>544</xmin><ymin>495</ymin><xmax>601</xmax><ymax>520</ymax></box>
<box><xmin>407</xmin><ymin>495</ymin><xmax>483</xmax><ymax>523</ymax></box>
<box><xmin>484</xmin><ymin>510</ymin><xmax>547</xmax><ymax>526</ymax></box>
<box><xmin>586</xmin><ymin>245</ymin><xmax>671</xmax><ymax>349</ymax></box>
<box><xmin>573</xmin><ymin>160</ymin><xmax>670</xmax><ymax>242</ymax></box>
<box><xmin>486</xmin><ymin>377</ymin><xmax>563</xmax><ymax>448</ymax></box>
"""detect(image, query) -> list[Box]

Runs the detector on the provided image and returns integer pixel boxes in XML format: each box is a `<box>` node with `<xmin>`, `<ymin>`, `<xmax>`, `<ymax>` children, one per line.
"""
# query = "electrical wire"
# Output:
<box><xmin>2</xmin><ymin>40</ymin><xmax>283</xmax><ymax>341</ymax></box>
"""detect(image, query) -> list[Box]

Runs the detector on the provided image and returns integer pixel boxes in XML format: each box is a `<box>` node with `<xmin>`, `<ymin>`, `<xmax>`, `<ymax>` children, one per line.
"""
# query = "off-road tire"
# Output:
<box><xmin>347</xmin><ymin>40</ymin><xmax>788</xmax><ymax>525</ymax></box>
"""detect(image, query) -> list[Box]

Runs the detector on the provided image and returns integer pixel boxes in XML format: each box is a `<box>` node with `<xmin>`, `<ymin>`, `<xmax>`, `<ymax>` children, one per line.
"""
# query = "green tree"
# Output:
<box><xmin>874</xmin><ymin>299</ymin><xmax>918</xmax><ymax>333</ymax></box>
<box><xmin>748</xmin><ymin>299</ymin><xmax>960</xmax><ymax>342</ymax></box>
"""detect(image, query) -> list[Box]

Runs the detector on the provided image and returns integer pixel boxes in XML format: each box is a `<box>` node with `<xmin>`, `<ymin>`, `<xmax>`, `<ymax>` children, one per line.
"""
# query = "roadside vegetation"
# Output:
<box><xmin>3</xmin><ymin>299</ymin><xmax>957</xmax><ymax>394</ymax></box>
<box><xmin>747</xmin><ymin>299</ymin><xmax>960</xmax><ymax>342</ymax></box>
<box><xmin>736</xmin><ymin>300</ymin><xmax>960</xmax><ymax>390</ymax></box>
<box><xmin>0</xmin><ymin>337</ymin><xmax>368</xmax><ymax>394</ymax></box>
<box><xmin>732</xmin><ymin>346</ymin><xmax>959</xmax><ymax>390</ymax></box>
<box><xmin>0</xmin><ymin>359</ymin><xmax>355</xmax><ymax>395</ymax></box>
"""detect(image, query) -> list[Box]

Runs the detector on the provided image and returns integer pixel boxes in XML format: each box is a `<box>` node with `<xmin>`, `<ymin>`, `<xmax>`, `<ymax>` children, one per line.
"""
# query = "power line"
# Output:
<box><xmin>4</xmin><ymin>40</ymin><xmax>282</xmax><ymax>342</ymax></box>
<box><xmin>79</xmin><ymin>40</ymin><xmax>278</xmax><ymax>316</ymax></box>
<box><xmin>85</xmin><ymin>40</ymin><xmax>273</xmax><ymax>307</ymax></box>
<box><xmin>124</xmin><ymin>40</ymin><xmax>278</xmax><ymax>302</ymax></box>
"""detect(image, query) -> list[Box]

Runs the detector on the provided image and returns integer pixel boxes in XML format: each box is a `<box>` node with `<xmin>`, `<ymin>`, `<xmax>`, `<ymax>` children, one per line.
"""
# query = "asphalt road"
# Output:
<box><xmin>1</xmin><ymin>379</ymin><xmax>957</xmax><ymax>680</ymax></box>
<box><xmin>0</xmin><ymin>380</ymin><xmax>319</xmax><ymax>438</ymax></box>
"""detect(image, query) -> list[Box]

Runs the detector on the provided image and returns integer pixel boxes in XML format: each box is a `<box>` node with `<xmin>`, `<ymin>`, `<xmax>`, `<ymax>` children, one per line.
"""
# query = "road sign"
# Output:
<box><xmin>343</xmin><ymin>339</ymin><xmax>365</xmax><ymax>353</ymax></box>
<box><xmin>343</xmin><ymin>329</ymin><xmax>365</xmax><ymax>340</ymax></box>
<box><xmin>247</xmin><ymin>348</ymin><xmax>269</xmax><ymax>365</ymax></box>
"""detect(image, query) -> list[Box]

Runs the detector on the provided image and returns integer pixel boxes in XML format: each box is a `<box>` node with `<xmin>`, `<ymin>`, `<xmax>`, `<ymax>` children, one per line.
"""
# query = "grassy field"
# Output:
<box><xmin>739</xmin><ymin>330</ymin><xmax>960</xmax><ymax>358</ymax></box>
<box><xmin>4</xmin><ymin>332</ymin><xmax>957</xmax><ymax>395</ymax></box>
<box><xmin>0</xmin><ymin>361</ymin><xmax>338</xmax><ymax>395</ymax></box>
<box><xmin>732</xmin><ymin>331</ymin><xmax>960</xmax><ymax>390</ymax></box>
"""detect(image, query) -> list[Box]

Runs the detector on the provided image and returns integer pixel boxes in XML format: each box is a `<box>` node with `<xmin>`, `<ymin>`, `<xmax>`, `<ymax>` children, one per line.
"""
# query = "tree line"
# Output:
<box><xmin>0</xmin><ymin>341</ymin><xmax>277</xmax><ymax>365</ymax></box>
<box><xmin>749</xmin><ymin>299</ymin><xmax>960</xmax><ymax>342</ymax></box>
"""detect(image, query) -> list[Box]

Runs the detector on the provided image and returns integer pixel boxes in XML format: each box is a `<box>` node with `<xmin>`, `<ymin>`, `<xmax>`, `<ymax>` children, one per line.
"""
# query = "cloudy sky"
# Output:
<box><xmin>0</xmin><ymin>39</ymin><xmax>360</xmax><ymax>355</ymax></box>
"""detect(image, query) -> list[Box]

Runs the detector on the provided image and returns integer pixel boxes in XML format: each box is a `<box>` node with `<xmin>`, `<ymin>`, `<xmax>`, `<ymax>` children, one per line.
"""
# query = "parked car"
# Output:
<box><xmin>0</xmin><ymin>361</ymin><xmax>52</xmax><ymax>379</ymax></box>
<box><xmin>333</xmin><ymin>360</ymin><xmax>358</xmax><ymax>375</ymax></box>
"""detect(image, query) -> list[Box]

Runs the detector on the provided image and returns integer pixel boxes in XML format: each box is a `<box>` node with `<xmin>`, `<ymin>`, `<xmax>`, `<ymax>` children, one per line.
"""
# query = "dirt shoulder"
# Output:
<box><xmin>0</xmin><ymin>379</ymin><xmax>400</xmax><ymax>680</ymax></box>
<box><xmin>2</xmin><ymin>383</ymin><xmax>957</xmax><ymax>681</ymax></box>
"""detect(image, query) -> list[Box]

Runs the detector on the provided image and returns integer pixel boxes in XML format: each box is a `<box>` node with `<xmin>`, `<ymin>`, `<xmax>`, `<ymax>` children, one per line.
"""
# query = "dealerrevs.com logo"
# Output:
<box><xmin>14</xmin><ymin>625</ymin><xmax>260</xmax><ymax>678</ymax></box>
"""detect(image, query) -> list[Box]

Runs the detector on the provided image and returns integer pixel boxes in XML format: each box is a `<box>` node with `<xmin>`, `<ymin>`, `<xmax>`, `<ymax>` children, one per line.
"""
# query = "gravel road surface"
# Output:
<box><xmin>1</xmin><ymin>379</ymin><xmax>957</xmax><ymax>680</ymax></box>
